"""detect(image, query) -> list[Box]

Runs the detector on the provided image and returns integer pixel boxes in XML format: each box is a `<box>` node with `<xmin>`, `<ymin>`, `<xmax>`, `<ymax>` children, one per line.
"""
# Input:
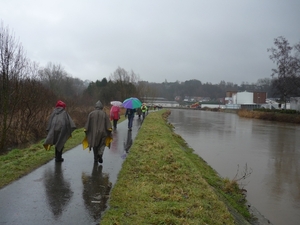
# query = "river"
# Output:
<box><xmin>168</xmin><ymin>109</ymin><xmax>300</xmax><ymax>225</ymax></box>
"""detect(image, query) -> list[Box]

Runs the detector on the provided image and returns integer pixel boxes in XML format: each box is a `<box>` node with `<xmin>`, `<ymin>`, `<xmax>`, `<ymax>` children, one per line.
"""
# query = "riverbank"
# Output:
<box><xmin>237</xmin><ymin>109</ymin><xmax>300</xmax><ymax>123</ymax></box>
<box><xmin>198</xmin><ymin>107</ymin><xmax>300</xmax><ymax>124</ymax></box>
<box><xmin>100</xmin><ymin>110</ymin><xmax>254</xmax><ymax>225</ymax></box>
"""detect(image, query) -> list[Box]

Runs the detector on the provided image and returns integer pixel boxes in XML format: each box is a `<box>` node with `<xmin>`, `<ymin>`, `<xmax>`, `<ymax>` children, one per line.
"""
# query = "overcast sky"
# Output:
<box><xmin>1</xmin><ymin>0</ymin><xmax>300</xmax><ymax>84</ymax></box>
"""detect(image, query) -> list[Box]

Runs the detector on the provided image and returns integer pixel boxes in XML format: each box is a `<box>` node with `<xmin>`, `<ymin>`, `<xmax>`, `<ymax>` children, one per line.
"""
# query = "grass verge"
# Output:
<box><xmin>100</xmin><ymin>110</ymin><xmax>252</xmax><ymax>225</ymax></box>
<box><xmin>0</xmin><ymin>128</ymin><xmax>85</xmax><ymax>188</ymax></box>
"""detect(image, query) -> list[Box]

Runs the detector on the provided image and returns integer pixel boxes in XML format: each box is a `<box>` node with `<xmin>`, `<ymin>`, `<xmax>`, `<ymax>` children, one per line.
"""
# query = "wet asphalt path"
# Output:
<box><xmin>0</xmin><ymin>117</ymin><xmax>143</xmax><ymax>225</ymax></box>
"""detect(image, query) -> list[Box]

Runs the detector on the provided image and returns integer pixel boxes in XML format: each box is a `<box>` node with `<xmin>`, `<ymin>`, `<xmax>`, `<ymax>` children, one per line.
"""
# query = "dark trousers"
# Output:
<box><xmin>93</xmin><ymin>144</ymin><xmax>105</xmax><ymax>162</ymax></box>
<box><xmin>113</xmin><ymin>119</ymin><xmax>118</xmax><ymax>129</ymax></box>
<box><xmin>127</xmin><ymin>116</ymin><xmax>134</xmax><ymax>128</ymax></box>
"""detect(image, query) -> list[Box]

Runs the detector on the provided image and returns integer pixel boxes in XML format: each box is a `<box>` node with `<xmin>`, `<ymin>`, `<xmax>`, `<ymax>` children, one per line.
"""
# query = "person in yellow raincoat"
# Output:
<box><xmin>84</xmin><ymin>101</ymin><xmax>112</xmax><ymax>164</ymax></box>
<box><xmin>141</xmin><ymin>103</ymin><xmax>148</xmax><ymax>120</ymax></box>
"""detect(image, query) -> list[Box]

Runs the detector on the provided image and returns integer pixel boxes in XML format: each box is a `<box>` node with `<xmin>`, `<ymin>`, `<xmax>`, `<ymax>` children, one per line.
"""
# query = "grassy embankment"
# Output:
<box><xmin>100</xmin><ymin>110</ymin><xmax>252</xmax><ymax>225</ymax></box>
<box><xmin>0</xmin><ymin>110</ymin><xmax>252</xmax><ymax>224</ymax></box>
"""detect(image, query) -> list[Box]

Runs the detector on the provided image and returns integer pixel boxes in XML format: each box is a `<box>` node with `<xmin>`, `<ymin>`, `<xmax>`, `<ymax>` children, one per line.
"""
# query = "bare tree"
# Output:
<box><xmin>294</xmin><ymin>41</ymin><xmax>300</xmax><ymax>93</ymax></box>
<box><xmin>38</xmin><ymin>62</ymin><xmax>68</xmax><ymax>97</ymax></box>
<box><xmin>109</xmin><ymin>67</ymin><xmax>139</xmax><ymax>100</ymax></box>
<box><xmin>136</xmin><ymin>81</ymin><xmax>158</xmax><ymax>103</ymax></box>
<box><xmin>109</xmin><ymin>66</ymin><xmax>140</xmax><ymax>84</ymax></box>
<box><xmin>0</xmin><ymin>22</ymin><xmax>30</xmax><ymax>151</ymax></box>
<box><xmin>11</xmin><ymin>78</ymin><xmax>56</xmax><ymax>145</ymax></box>
<box><xmin>268</xmin><ymin>36</ymin><xmax>300</xmax><ymax>106</ymax></box>
<box><xmin>38</xmin><ymin>62</ymin><xmax>86</xmax><ymax>101</ymax></box>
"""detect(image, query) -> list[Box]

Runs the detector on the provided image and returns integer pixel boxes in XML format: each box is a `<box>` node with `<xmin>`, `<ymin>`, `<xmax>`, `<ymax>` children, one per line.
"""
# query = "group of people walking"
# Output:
<box><xmin>44</xmin><ymin>100</ymin><xmax>112</xmax><ymax>164</ymax></box>
<box><xmin>125</xmin><ymin>103</ymin><xmax>148</xmax><ymax>131</ymax></box>
<box><xmin>43</xmin><ymin>100</ymin><xmax>148</xmax><ymax>163</ymax></box>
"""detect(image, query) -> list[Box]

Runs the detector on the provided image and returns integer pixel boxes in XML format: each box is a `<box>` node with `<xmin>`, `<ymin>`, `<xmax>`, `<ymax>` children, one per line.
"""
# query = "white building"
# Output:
<box><xmin>144</xmin><ymin>97</ymin><xmax>180</xmax><ymax>107</ymax></box>
<box><xmin>232</xmin><ymin>91</ymin><xmax>254</xmax><ymax>104</ymax></box>
<box><xmin>227</xmin><ymin>91</ymin><xmax>261</xmax><ymax>110</ymax></box>
<box><xmin>290</xmin><ymin>97</ymin><xmax>300</xmax><ymax>111</ymax></box>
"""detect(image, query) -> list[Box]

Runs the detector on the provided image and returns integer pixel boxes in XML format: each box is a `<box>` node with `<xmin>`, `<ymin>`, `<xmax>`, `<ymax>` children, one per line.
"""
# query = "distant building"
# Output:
<box><xmin>290</xmin><ymin>97</ymin><xmax>300</xmax><ymax>111</ymax></box>
<box><xmin>183</xmin><ymin>96</ymin><xmax>211</xmax><ymax>102</ymax></box>
<box><xmin>225</xmin><ymin>90</ymin><xmax>267</xmax><ymax>110</ymax></box>
<box><xmin>226</xmin><ymin>90</ymin><xmax>267</xmax><ymax>104</ymax></box>
<box><xmin>253</xmin><ymin>92</ymin><xmax>267</xmax><ymax>104</ymax></box>
<box><xmin>200</xmin><ymin>103</ymin><xmax>226</xmax><ymax>109</ymax></box>
<box><xmin>174</xmin><ymin>96</ymin><xmax>181</xmax><ymax>101</ymax></box>
<box><xmin>144</xmin><ymin>97</ymin><xmax>179</xmax><ymax>108</ymax></box>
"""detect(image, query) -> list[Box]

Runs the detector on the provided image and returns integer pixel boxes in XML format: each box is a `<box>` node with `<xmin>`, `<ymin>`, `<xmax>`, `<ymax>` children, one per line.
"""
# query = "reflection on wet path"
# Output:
<box><xmin>44</xmin><ymin>163</ymin><xmax>73</xmax><ymax>219</ymax></box>
<box><xmin>122</xmin><ymin>130</ymin><xmax>133</xmax><ymax>159</ymax></box>
<box><xmin>168</xmin><ymin>109</ymin><xmax>300</xmax><ymax>225</ymax></box>
<box><xmin>82</xmin><ymin>164</ymin><xmax>111</xmax><ymax>220</ymax></box>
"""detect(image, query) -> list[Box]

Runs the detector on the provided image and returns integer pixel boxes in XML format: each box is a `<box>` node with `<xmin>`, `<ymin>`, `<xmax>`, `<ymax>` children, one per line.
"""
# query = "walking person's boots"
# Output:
<box><xmin>55</xmin><ymin>148</ymin><xmax>64</xmax><ymax>162</ymax></box>
<box><xmin>98</xmin><ymin>154</ymin><xmax>103</xmax><ymax>163</ymax></box>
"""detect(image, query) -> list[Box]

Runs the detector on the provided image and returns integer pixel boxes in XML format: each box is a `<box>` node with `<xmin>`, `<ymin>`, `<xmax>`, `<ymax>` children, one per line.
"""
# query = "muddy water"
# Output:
<box><xmin>168</xmin><ymin>109</ymin><xmax>300</xmax><ymax>225</ymax></box>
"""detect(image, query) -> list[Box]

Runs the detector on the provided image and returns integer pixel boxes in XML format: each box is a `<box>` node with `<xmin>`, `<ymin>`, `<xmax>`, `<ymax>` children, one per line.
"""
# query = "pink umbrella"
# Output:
<box><xmin>110</xmin><ymin>101</ymin><xmax>123</xmax><ymax>107</ymax></box>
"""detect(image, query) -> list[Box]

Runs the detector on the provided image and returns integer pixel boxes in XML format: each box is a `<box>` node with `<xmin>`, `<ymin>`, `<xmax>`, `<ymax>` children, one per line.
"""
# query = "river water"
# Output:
<box><xmin>168</xmin><ymin>109</ymin><xmax>300</xmax><ymax>225</ymax></box>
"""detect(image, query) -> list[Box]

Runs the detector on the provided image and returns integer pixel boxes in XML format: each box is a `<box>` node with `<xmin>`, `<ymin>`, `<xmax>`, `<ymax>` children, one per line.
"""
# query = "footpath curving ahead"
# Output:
<box><xmin>101</xmin><ymin>110</ymin><xmax>255</xmax><ymax>225</ymax></box>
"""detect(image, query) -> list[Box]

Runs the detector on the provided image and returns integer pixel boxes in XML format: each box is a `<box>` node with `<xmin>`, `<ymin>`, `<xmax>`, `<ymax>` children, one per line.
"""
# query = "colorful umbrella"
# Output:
<box><xmin>122</xmin><ymin>97</ymin><xmax>142</xmax><ymax>109</ymax></box>
<box><xmin>110</xmin><ymin>101</ymin><xmax>123</xmax><ymax>106</ymax></box>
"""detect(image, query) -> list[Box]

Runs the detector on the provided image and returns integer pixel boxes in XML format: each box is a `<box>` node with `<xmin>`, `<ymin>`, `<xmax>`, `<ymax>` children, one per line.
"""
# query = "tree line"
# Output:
<box><xmin>1</xmin><ymin>21</ymin><xmax>299</xmax><ymax>152</ymax></box>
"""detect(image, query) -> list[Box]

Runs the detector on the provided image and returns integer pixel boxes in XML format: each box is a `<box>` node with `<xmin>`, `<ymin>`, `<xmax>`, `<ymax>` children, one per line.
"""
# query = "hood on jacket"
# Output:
<box><xmin>54</xmin><ymin>107</ymin><xmax>65</xmax><ymax>115</ymax></box>
<box><xmin>95</xmin><ymin>100</ymin><xmax>103</xmax><ymax>109</ymax></box>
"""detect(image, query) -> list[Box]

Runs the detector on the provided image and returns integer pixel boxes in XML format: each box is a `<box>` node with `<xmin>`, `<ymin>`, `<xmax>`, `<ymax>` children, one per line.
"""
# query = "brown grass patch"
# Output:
<box><xmin>238</xmin><ymin>109</ymin><xmax>300</xmax><ymax>123</ymax></box>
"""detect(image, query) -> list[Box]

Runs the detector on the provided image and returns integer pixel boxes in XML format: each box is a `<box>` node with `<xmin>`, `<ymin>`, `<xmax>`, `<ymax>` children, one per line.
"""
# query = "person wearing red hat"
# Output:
<box><xmin>55</xmin><ymin>100</ymin><xmax>66</xmax><ymax>109</ymax></box>
<box><xmin>43</xmin><ymin>100</ymin><xmax>76</xmax><ymax>162</ymax></box>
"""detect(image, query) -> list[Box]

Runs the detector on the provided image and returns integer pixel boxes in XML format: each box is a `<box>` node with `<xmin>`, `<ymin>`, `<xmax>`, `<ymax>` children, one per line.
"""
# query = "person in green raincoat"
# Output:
<box><xmin>84</xmin><ymin>100</ymin><xmax>112</xmax><ymax>164</ymax></box>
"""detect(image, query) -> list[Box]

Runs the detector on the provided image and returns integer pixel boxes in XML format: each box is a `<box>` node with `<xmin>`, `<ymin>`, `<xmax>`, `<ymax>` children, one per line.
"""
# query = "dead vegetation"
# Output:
<box><xmin>238</xmin><ymin>109</ymin><xmax>300</xmax><ymax>123</ymax></box>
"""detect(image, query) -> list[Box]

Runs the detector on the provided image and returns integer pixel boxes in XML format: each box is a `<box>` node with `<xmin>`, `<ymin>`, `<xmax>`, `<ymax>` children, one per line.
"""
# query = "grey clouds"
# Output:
<box><xmin>1</xmin><ymin>0</ymin><xmax>300</xmax><ymax>84</ymax></box>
